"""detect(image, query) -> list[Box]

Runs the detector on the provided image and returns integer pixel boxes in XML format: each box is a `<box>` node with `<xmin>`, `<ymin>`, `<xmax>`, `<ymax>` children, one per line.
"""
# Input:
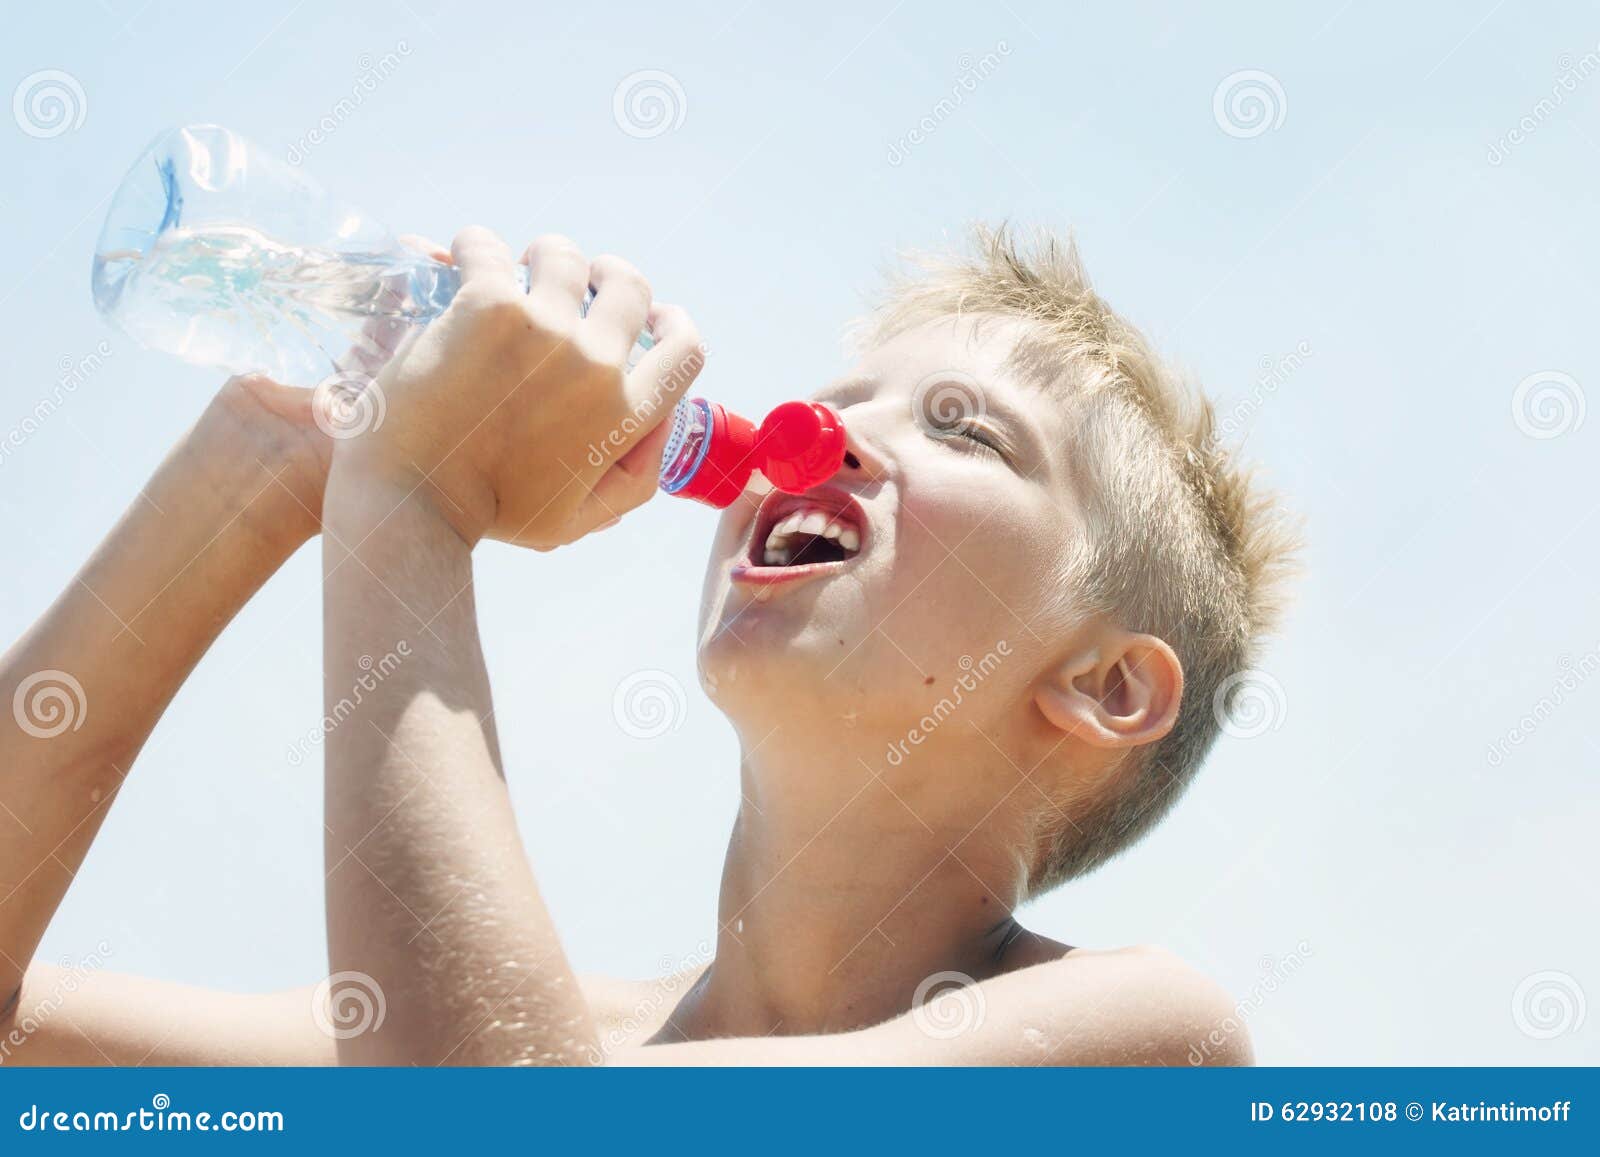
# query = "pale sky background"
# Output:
<box><xmin>2</xmin><ymin>1</ymin><xmax>1597</xmax><ymax>1065</ymax></box>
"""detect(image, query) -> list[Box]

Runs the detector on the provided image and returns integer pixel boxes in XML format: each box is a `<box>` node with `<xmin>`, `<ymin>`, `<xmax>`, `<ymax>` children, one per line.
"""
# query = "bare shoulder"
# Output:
<box><xmin>976</xmin><ymin>940</ymin><xmax>1252</xmax><ymax>1067</ymax></box>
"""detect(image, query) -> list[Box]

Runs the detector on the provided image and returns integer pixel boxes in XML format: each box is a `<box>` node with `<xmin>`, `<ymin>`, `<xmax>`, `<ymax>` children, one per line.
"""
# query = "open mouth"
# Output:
<box><xmin>735</xmin><ymin>488</ymin><xmax>867</xmax><ymax>582</ymax></box>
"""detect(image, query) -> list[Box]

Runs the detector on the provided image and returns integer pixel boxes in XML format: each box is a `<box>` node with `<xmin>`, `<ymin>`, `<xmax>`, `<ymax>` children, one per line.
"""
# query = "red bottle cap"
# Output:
<box><xmin>660</xmin><ymin>399</ymin><xmax>759</xmax><ymax>508</ymax></box>
<box><xmin>757</xmin><ymin>402</ymin><xmax>846</xmax><ymax>494</ymax></box>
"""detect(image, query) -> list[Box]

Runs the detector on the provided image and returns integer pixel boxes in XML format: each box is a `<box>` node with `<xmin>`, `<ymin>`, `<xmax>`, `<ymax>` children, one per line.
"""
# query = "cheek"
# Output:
<box><xmin>895</xmin><ymin>476</ymin><xmax>1063</xmax><ymax>628</ymax></box>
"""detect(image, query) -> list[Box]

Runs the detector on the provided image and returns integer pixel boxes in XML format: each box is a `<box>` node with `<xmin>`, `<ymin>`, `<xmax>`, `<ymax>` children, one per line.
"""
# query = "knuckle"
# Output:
<box><xmin>524</xmin><ymin>300</ymin><xmax>578</xmax><ymax>340</ymax></box>
<box><xmin>452</xmin><ymin>224</ymin><xmax>502</xmax><ymax>250</ymax></box>
<box><xmin>592</xmin><ymin>254</ymin><xmax>650</xmax><ymax>296</ymax></box>
<box><xmin>457</xmin><ymin>281</ymin><xmax>525</xmax><ymax>316</ymax></box>
<box><xmin>573</xmin><ymin>332</ymin><xmax>625</xmax><ymax>375</ymax></box>
<box><xmin>527</xmin><ymin>233</ymin><xmax>584</xmax><ymax>260</ymax></box>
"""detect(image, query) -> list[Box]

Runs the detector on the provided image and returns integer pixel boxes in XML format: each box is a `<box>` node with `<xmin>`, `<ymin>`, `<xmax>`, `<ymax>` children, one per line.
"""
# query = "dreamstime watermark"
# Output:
<box><xmin>1511</xmin><ymin>970</ymin><xmax>1586</xmax><ymax>1040</ymax></box>
<box><xmin>612</xmin><ymin>669</ymin><xmax>687</xmax><ymax>739</ymax></box>
<box><xmin>1187</xmin><ymin>940</ymin><xmax>1313</xmax><ymax>1065</ymax></box>
<box><xmin>286</xmin><ymin>42</ymin><xmax>413</xmax><ymax>165</ymax></box>
<box><xmin>12</xmin><ymin>669</ymin><xmax>87</xmax><ymax>740</ymax></box>
<box><xmin>886</xmin><ymin>42</ymin><xmax>1012</xmax><ymax>166</ymax></box>
<box><xmin>1511</xmin><ymin>370</ymin><xmax>1585</xmax><ymax>439</ymax></box>
<box><xmin>885</xmin><ymin>642</ymin><xmax>1011</xmax><ymax>767</ymax></box>
<box><xmin>911</xmin><ymin>970</ymin><xmax>986</xmax><ymax>1039</ymax></box>
<box><xmin>0</xmin><ymin>341</ymin><xmax>113</xmax><ymax>468</ymax></box>
<box><xmin>1487</xmin><ymin>45</ymin><xmax>1600</xmax><ymax>166</ymax></box>
<box><xmin>585</xmin><ymin>341</ymin><xmax>710</xmax><ymax>468</ymax></box>
<box><xmin>0</xmin><ymin>941</ymin><xmax>113</xmax><ymax>1064</ymax></box>
<box><xmin>311</xmin><ymin>370</ymin><xmax>386</xmax><ymax>440</ymax></box>
<box><xmin>1485</xmin><ymin>645</ymin><xmax>1600</xmax><ymax>767</ymax></box>
<box><xmin>911</xmin><ymin>369</ymin><xmax>987</xmax><ymax>436</ymax></box>
<box><xmin>311</xmin><ymin>971</ymin><xmax>387</xmax><ymax>1040</ymax></box>
<box><xmin>1212</xmin><ymin>69</ymin><xmax>1287</xmax><ymax>139</ymax></box>
<box><xmin>613</xmin><ymin>70</ymin><xmax>686</xmax><ymax>139</ymax></box>
<box><xmin>1212</xmin><ymin>668</ymin><xmax>1287</xmax><ymax>740</ymax></box>
<box><xmin>1218</xmin><ymin>340</ymin><xmax>1312</xmax><ymax>440</ymax></box>
<box><xmin>286</xmin><ymin>643</ymin><xmax>411</xmax><ymax>767</ymax></box>
<box><xmin>12</xmin><ymin>69</ymin><xmax>86</xmax><ymax>139</ymax></box>
<box><xmin>587</xmin><ymin>938</ymin><xmax>715</xmax><ymax>1061</ymax></box>
<box><xmin>16</xmin><ymin>1095</ymin><xmax>282</xmax><ymax>1134</ymax></box>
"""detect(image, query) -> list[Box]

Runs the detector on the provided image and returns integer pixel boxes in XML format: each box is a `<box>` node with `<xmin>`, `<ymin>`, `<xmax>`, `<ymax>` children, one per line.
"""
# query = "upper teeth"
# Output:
<box><xmin>762</xmin><ymin>506</ymin><xmax>861</xmax><ymax>566</ymax></box>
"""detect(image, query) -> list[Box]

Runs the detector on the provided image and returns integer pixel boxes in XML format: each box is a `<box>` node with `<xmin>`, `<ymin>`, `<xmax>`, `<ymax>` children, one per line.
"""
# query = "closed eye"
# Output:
<box><xmin>932</xmin><ymin>420</ymin><xmax>1011</xmax><ymax>464</ymax></box>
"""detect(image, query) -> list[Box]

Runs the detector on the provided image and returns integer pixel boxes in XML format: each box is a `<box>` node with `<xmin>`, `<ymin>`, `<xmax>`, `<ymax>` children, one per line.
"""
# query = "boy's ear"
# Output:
<box><xmin>1033</xmin><ymin>632</ymin><xmax>1184</xmax><ymax>749</ymax></box>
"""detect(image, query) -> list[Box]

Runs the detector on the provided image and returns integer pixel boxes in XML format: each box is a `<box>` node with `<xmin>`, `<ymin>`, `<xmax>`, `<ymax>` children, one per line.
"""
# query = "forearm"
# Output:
<box><xmin>321</xmin><ymin>469</ymin><xmax>595</xmax><ymax>1066</ymax></box>
<box><xmin>0</xmin><ymin>422</ymin><xmax>313</xmax><ymax>1000</ymax></box>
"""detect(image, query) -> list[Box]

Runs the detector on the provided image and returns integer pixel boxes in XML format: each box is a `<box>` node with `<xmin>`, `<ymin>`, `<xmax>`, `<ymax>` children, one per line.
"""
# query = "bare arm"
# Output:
<box><xmin>0</xmin><ymin>376</ymin><xmax>330</xmax><ymax>1062</ymax></box>
<box><xmin>319</xmin><ymin>228</ymin><xmax>700</xmax><ymax>1064</ymax></box>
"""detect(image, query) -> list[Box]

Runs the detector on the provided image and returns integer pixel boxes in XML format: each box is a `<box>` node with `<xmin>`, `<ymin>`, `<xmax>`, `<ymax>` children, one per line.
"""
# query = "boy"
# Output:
<box><xmin>1</xmin><ymin>225</ymin><xmax>1290</xmax><ymax>1064</ymax></box>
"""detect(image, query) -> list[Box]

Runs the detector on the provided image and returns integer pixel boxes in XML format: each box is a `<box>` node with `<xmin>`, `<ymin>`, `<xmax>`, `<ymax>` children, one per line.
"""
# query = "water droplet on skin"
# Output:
<box><xmin>735</xmin><ymin>919</ymin><xmax>744</xmax><ymax>934</ymax></box>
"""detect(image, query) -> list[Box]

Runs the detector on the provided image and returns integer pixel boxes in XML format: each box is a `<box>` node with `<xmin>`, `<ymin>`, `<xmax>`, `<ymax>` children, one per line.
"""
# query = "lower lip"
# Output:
<box><xmin>730</xmin><ymin>560</ymin><xmax>853</xmax><ymax>586</ymax></box>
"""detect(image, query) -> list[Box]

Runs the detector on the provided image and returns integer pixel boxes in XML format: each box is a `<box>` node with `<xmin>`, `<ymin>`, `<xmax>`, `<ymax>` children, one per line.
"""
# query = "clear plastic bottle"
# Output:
<box><xmin>90</xmin><ymin>125</ymin><xmax>845</xmax><ymax>507</ymax></box>
<box><xmin>91</xmin><ymin>124</ymin><xmax>650</xmax><ymax>386</ymax></box>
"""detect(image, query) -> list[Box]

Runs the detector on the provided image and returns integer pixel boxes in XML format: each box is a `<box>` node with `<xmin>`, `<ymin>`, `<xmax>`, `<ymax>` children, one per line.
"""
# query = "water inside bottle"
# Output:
<box><xmin>92</xmin><ymin>224</ymin><xmax>448</xmax><ymax>386</ymax></box>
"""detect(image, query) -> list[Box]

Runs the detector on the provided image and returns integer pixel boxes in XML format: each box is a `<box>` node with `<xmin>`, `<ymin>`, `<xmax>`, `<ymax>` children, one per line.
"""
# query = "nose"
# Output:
<box><xmin>837</xmin><ymin>421</ymin><xmax>888</xmax><ymax>483</ymax></box>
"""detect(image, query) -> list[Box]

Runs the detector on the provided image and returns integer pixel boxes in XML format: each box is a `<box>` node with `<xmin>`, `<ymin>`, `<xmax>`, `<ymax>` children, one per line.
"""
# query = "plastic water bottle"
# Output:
<box><xmin>90</xmin><ymin>124</ymin><xmax>843</xmax><ymax>508</ymax></box>
<box><xmin>91</xmin><ymin>124</ymin><xmax>651</xmax><ymax>387</ymax></box>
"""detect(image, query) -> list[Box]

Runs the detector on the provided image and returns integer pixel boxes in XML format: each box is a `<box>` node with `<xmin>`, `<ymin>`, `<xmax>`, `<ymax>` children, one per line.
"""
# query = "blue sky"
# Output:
<box><xmin>3</xmin><ymin>1</ymin><xmax>1597</xmax><ymax>1064</ymax></box>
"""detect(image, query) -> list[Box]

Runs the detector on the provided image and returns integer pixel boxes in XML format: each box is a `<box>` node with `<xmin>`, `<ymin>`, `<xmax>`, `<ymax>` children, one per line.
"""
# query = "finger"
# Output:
<box><xmin>614</xmin><ymin>303</ymin><xmax>705</xmax><ymax>452</ymax></box>
<box><xmin>451</xmin><ymin>226</ymin><xmax>517</xmax><ymax>289</ymax></box>
<box><xmin>587</xmin><ymin>408</ymin><xmax>676</xmax><ymax>516</ymax></box>
<box><xmin>335</xmin><ymin>315</ymin><xmax>411</xmax><ymax>379</ymax></box>
<box><xmin>583</xmin><ymin>254</ymin><xmax>652</xmax><ymax>363</ymax></box>
<box><xmin>398</xmin><ymin>233</ymin><xmax>453</xmax><ymax>264</ymax></box>
<box><xmin>522</xmin><ymin>233</ymin><xmax>588</xmax><ymax>319</ymax></box>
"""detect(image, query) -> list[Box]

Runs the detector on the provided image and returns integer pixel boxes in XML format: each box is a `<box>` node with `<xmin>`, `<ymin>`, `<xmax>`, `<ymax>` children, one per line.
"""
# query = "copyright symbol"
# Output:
<box><xmin>1405</xmin><ymin>1102</ymin><xmax>1423</xmax><ymax>1121</ymax></box>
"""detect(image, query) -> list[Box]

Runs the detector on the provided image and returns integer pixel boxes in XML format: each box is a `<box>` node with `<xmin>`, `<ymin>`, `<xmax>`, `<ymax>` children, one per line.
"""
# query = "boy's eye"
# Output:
<box><xmin>931</xmin><ymin>419</ymin><xmax>1004</xmax><ymax>458</ymax></box>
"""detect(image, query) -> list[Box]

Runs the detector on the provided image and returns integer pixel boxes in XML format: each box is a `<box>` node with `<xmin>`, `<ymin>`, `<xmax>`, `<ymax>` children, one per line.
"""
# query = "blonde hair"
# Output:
<box><xmin>868</xmin><ymin>224</ymin><xmax>1298</xmax><ymax>891</ymax></box>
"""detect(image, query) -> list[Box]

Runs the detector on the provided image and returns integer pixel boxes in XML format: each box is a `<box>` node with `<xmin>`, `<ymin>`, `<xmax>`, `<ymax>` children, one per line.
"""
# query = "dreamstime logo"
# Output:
<box><xmin>1188</xmin><ymin>940</ymin><xmax>1313</xmax><ymax>1065</ymax></box>
<box><xmin>612</xmin><ymin>669</ymin><xmax>687</xmax><ymax>739</ymax></box>
<box><xmin>911</xmin><ymin>370</ymin><xmax>987</xmax><ymax>436</ymax></box>
<box><xmin>1511</xmin><ymin>370</ymin><xmax>1585</xmax><ymax>439</ymax></box>
<box><xmin>1</xmin><ymin>340</ymin><xmax>113</xmax><ymax>468</ymax></box>
<box><xmin>12</xmin><ymin>70</ymin><xmax>87</xmax><ymax>139</ymax></box>
<box><xmin>1511</xmin><ymin>970</ymin><xmax>1586</xmax><ymax>1040</ymax></box>
<box><xmin>1212</xmin><ymin>669</ymin><xmax>1287</xmax><ymax>739</ymax></box>
<box><xmin>312</xmin><ymin>371</ymin><xmax>386</xmax><ymax>439</ymax></box>
<box><xmin>287</xmin><ymin>41</ymin><xmax>413</xmax><ymax>166</ymax></box>
<box><xmin>311</xmin><ymin>971</ymin><xmax>387</xmax><ymax>1040</ymax></box>
<box><xmin>585</xmin><ymin>341</ymin><xmax>710</xmax><ymax>468</ymax></box>
<box><xmin>589</xmin><ymin>938</ymin><xmax>715</xmax><ymax>1060</ymax></box>
<box><xmin>885</xmin><ymin>642</ymin><xmax>1011</xmax><ymax>767</ymax></box>
<box><xmin>1212</xmin><ymin>69</ymin><xmax>1287</xmax><ymax>139</ymax></box>
<box><xmin>1218</xmin><ymin>340</ymin><xmax>1312</xmax><ymax>440</ymax></box>
<box><xmin>1487</xmin><ymin>44</ymin><xmax>1600</xmax><ymax>166</ymax></box>
<box><xmin>0</xmin><ymin>940</ymin><xmax>113</xmax><ymax>1064</ymax></box>
<box><xmin>12</xmin><ymin>669</ymin><xmax>86</xmax><ymax>739</ymax></box>
<box><xmin>1485</xmin><ymin>646</ymin><xmax>1600</xmax><ymax>767</ymax></box>
<box><xmin>911</xmin><ymin>971</ymin><xmax>986</xmax><ymax>1039</ymax></box>
<box><xmin>612</xmin><ymin>70</ymin><xmax>686</xmax><ymax>139</ymax></box>
<box><xmin>286</xmin><ymin>642</ymin><xmax>411</xmax><ymax>767</ymax></box>
<box><xmin>886</xmin><ymin>42</ymin><xmax>1012</xmax><ymax>166</ymax></box>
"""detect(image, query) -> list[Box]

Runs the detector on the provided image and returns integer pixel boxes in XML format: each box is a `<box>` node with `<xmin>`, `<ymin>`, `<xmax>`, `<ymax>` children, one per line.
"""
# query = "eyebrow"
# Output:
<box><xmin>814</xmin><ymin>376</ymin><xmax>879</xmax><ymax>407</ymax></box>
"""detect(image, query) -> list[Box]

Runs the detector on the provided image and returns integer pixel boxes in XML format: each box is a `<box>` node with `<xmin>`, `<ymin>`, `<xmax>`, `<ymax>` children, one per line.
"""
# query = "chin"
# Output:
<box><xmin>696</xmin><ymin>567</ymin><xmax>899</xmax><ymax>733</ymax></box>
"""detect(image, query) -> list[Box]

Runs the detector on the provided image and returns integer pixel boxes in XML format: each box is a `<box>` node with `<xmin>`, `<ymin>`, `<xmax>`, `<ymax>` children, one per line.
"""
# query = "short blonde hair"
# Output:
<box><xmin>867</xmin><ymin>224</ymin><xmax>1297</xmax><ymax>891</ymax></box>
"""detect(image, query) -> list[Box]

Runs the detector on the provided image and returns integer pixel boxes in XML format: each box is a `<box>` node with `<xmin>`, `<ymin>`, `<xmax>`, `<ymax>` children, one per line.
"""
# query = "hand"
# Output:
<box><xmin>193</xmin><ymin>314</ymin><xmax>410</xmax><ymax>543</ymax></box>
<box><xmin>326</xmin><ymin>227</ymin><xmax>705</xmax><ymax>551</ymax></box>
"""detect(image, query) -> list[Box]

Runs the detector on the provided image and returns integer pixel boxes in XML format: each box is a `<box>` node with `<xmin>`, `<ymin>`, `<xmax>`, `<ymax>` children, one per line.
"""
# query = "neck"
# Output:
<box><xmin>679</xmin><ymin>724</ymin><xmax>1033</xmax><ymax>1038</ymax></box>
